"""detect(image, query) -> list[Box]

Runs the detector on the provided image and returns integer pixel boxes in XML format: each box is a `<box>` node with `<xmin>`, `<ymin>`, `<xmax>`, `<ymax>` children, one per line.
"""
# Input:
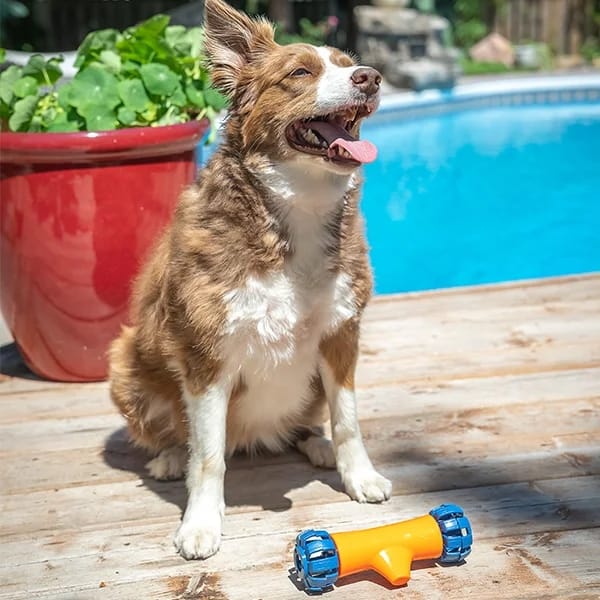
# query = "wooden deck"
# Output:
<box><xmin>1</xmin><ymin>274</ymin><xmax>599</xmax><ymax>600</ymax></box>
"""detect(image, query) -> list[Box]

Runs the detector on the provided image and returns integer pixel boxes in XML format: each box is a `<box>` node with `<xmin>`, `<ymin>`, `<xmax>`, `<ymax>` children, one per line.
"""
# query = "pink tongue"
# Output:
<box><xmin>330</xmin><ymin>138</ymin><xmax>378</xmax><ymax>164</ymax></box>
<box><xmin>308</xmin><ymin>120</ymin><xmax>378</xmax><ymax>164</ymax></box>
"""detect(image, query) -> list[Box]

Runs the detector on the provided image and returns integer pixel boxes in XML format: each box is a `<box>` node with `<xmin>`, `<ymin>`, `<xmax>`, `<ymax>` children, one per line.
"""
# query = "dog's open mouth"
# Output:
<box><xmin>285</xmin><ymin>104</ymin><xmax>377</xmax><ymax>166</ymax></box>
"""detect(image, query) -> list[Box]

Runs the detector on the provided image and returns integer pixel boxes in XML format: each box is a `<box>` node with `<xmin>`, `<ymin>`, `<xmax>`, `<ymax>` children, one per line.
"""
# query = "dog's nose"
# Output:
<box><xmin>351</xmin><ymin>67</ymin><xmax>382</xmax><ymax>96</ymax></box>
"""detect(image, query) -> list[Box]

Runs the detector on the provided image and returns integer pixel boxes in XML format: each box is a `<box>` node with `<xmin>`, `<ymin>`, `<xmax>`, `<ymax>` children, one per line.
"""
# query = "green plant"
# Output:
<box><xmin>275</xmin><ymin>17</ymin><xmax>336</xmax><ymax>46</ymax></box>
<box><xmin>0</xmin><ymin>14</ymin><xmax>227</xmax><ymax>134</ymax></box>
<box><xmin>581</xmin><ymin>37</ymin><xmax>600</xmax><ymax>63</ymax></box>
<box><xmin>454</xmin><ymin>19</ymin><xmax>487</xmax><ymax>49</ymax></box>
<box><xmin>460</xmin><ymin>57</ymin><xmax>511</xmax><ymax>75</ymax></box>
<box><xmin>452</xmin><ymin>0</ymin><xmax>488</xmax><ymax>49</ymax></box>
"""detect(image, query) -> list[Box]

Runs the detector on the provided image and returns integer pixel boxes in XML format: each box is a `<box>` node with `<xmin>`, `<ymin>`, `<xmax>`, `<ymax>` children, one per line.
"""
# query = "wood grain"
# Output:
<box><xmin>1</xmin><ymin>273</ymin><xmax>599</xmax><ymax>599</ymax></box>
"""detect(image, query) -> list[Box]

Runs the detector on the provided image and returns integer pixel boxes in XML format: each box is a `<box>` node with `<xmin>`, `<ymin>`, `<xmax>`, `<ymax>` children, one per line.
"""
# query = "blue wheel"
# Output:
<box><xmin>429</xmin><ymin>504</ymin><xmax>473</xmax><ymax>563</ymax></box>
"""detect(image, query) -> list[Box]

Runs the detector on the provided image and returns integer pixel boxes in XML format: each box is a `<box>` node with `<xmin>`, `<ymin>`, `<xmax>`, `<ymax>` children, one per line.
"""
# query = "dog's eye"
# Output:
<box><xmin>290</xmin><ymin>67</ymin><xmax>311</xmax><ymax>77</ymax></box>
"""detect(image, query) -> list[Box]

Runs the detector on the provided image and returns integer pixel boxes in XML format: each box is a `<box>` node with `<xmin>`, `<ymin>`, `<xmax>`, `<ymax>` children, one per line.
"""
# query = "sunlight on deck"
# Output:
<box><xmin>1</xmin><ymin>274</ymin><xmax>599</xmax><ymax>599</ymax></box>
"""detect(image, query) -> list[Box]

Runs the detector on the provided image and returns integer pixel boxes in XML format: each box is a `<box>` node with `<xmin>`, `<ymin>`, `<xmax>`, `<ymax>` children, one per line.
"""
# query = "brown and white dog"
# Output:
<box><xmin>109</xmin><ymin>0</ymin><xmax>391</xmax><ymax>560</ymax></box>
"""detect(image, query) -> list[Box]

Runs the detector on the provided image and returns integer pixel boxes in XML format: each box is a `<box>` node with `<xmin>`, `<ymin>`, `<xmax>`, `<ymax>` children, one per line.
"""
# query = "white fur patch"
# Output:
<box><xmin>146</xmin><ymin>446</ymin><xmax>187</xmax><ymax>480</ymax></box>
<box><xmin>223</xmin><ymin>268</ymin><xmax>357</xmax><ymax>452</ymax></box>
<box><xmin>315</xmin><ymin>47</ymin><xmax>369</xmax><ymax>113</ymax></box>
<box><xmin>320</xmin><ymin>362</ymin><xmax>392</xmax><ymax>503</ymax></box>
<box><xmin>257</xmin><ymin>160</ymin><xmax>359</xmax><ymax>213</ymax></box>
<box><xmin>221</xmin><ymin>179</ymin><xmax>359</xmax><ymax>453</ymax></box>
<box><xmin>296</xmin><ymin>435</ymin><xmax>336</xmax><ymax>468</ymax></box>
<box><xmin>174</xmin><ymin>382</ymin><xmax>230</xmax><ymax>560</ymax></box>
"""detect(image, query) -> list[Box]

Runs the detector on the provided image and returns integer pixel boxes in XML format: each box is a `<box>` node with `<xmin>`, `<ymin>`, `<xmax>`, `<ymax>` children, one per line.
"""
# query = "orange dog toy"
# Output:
<box><xmin>293</xmin><ymin>504</ymin><xmax>472</xmax><ymax>593</ymax></box>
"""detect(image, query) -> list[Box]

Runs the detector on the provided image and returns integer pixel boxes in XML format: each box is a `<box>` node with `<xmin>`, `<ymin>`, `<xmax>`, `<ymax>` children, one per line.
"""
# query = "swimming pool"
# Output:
<box><xmin>362</xmin><ymin>76</ymin><xmax>600</xmax><ymax>294</ymax></box>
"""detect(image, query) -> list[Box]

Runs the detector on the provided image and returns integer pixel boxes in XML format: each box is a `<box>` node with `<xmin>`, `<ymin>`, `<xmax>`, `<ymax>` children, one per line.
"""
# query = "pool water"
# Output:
<box><xmin>361</xmin><ymin>102</ymin><xmax>600</xmax><ymax>294</ymax></box>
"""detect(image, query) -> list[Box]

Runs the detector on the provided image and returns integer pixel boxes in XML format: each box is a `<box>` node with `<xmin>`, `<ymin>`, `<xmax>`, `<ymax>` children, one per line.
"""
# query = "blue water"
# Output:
<box><xmin>361</xmin><ymin>102</ymin><xmax>600</xmax><ymax>294</ymax></box>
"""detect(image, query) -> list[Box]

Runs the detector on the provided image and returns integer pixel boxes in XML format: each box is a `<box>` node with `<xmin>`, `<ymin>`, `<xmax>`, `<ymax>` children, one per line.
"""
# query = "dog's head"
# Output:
<box><xmin>204</xmin><ymin>0</ymin><xmax>381</xmax><ymax>175</ymax></box>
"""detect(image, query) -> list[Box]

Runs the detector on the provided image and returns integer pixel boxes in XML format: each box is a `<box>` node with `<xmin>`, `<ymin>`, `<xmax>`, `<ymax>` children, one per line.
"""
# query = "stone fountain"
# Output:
<box><xmin>354</xmin><ymin>0</ymin><xmax>460</xmax><ymax>90</ymax></box>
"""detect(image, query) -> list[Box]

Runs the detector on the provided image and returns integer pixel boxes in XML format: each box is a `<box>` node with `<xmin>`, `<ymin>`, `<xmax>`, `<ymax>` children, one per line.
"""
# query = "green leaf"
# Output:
<box><xmin>32</xmin><ymin>104</ymin><xmax>57</xmax><ymax>130</ymax></box>
<box><xmin>47</xmin><ymin>107</ymin><xmax>82</xmax><ymax>131</ymax></box>
<box><xmin>75</xmin><ymin>29</ymin><xmax>120</xmax><ymax>68</ymax></box>
<box><xmin>78</xmin><ymin>103</ymin><xmax>117</xmax><ymax>131</ymax></box>
<box><xmin>140</xmin><ymin>63</ymin><xmax>179</xmax><ymax>96</ymax></box>
<box><xmin>22</xmin><ymin>54</ymin><xmax>62</xmax><ymax>85</ymax></box>
<box><xmin>140</xmin><ymin>102</ymin><xmax>158</xmax><ymax>122</ymax></box>
<box><xmin>165</xmin><ymin>25</ymin><xmax>187</xmax><ymax>50</ymax></box>
<box><xmin>8</xmin><ymin>95</ymin><xmax>38</xmax><ymax>131</ymax></box>
<box><xmin>185</xmin><ymin>81</ymin><xmax>206</xmax><ymax>108</ymax></box>
<box><xmin>130</xmin><ymin>14</ymin><xmax>170</xmax><ymax>41</ymax></box>
<box><xmin>47</xmin><ymin>119</ymin><xmax>80</xmax><ymax>132</ymax></box>
<box><xmin>12</xmin><ymin>76</ymin><xmax>38</xmax><ymax>98</ymax></box>
<box><xmin>120</xmin><ymin>60</ymin><xmax>140</xmax><ymax>75</ymax></box>
<box><xmin>45</xmin><ymin>57</ymin><xmax>64</xmax><ymax>84</ymax></box>
<box><xmin>56</xmin><ymin>83</ymin><xmax>72</xmax><ymax>109</ymax></box>
<box><xmin>0</xmin><ymin>65</ymin><xmax>22</xmax><ymax>104</ymax></box>
<box><xmin>117</xmin><ymin>79</ymin><xmax>150</xmax><ymax>112</ymax></box>
<box><xmin>117</xmin><ymin>106</ymin><xmax>137</xmax><ymax>125</ymax></box>
<box><xmin>0</xmin><ymin>49</ymin><xmax>5</xmax><ymax>63</ymax></box>
<box><xmin>165</xmin><ymin>25</ymin><xmax>203</xmax><ymax>58</ymax></box>
<box><xmin>0</xmin><ymin>101</ymin><xmax>10</xmax><ymax>121</ymax></box>
<box><xmin>204</xmin><ymin>87</ymin><xmax>228</xmax><ymax>111</ymax></box>
<box><xmin>169</xmin><ymin>84</ymin><xmax>187</xmax><ymax>107</ymax></box>
<box><xmin>186</xmin><ymin>27</ymin><xmax>204</xmax><ymax>58</ymax></box>
<box><xmin>154</xmin><ymin>107</ymin><xmax>184</xmax><ymax>126</ymax></box>
<box><xmin>69</xmin><ymin>65</ymin><xmax>120</xmax><ymax>109</ymax></box>
<box><xmin>100</xmin><ymin>50</ymin><xmax>121</xmax><ymax>73</ymax></box>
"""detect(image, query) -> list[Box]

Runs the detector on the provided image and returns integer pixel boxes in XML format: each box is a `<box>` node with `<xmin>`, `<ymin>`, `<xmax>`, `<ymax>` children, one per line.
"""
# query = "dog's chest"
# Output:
<box><xmin>218</xmin><ymin>170</ymin><xmax>359</xmax><ymax>448</ymax></box>
<box><xmin>222</xmin><ymin>261</ymin><xmax>355</xmax><ymax>450</ymax></box>
<box><xmin>224</xmin><ymin>187</ymin><xmax>356</xmax><ymax>372</ymax></box>
<box><xmin>223</xmin><ymin>265</ymin><xmax>355</xmax><ymax>372</ymax></box>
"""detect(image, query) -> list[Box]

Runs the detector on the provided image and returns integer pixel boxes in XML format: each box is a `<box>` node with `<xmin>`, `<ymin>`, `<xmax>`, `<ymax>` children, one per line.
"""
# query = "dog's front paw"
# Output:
<box><xmin>174</xmin><ymin>516</ymin><xmax>222</xmax><ymax>560</ymax></box>
<box><xmin>296</xmin><ymin>435</ymin><xmax>336</xmax><ymax>469</ymax></box>
<box><xmin>146</xmin><ymin>446</ymin><xmax>187</xmax><ymax>481</ymax></box>
<box><xmin>342</xmin><ymin>468</ymin><xmax>392</xmax><ymax>503</ymax></box>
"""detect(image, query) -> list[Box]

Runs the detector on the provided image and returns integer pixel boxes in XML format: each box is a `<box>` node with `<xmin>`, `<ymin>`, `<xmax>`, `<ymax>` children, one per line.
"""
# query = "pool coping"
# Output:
<box><xmin>376</xmin><ymin>72</ymin><xmax>600</xmax><ymax>119</ymax></box>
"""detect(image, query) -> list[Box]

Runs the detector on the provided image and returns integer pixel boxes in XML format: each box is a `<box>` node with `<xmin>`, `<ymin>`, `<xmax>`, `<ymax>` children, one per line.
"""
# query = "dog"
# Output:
<box><xmin>109</xmin><ymin>0</ymin><xmax>391</xmax><ymax>561</ymax></box>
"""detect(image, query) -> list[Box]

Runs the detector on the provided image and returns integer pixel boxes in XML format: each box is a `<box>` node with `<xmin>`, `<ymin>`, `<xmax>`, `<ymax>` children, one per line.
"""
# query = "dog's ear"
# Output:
<box><xmin>203</xmin><ymin>0</ymin><xmax>276</xmax><ymax>97</ymax></box>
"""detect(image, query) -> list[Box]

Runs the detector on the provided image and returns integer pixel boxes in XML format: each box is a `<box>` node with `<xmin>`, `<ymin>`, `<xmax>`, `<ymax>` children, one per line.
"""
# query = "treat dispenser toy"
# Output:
<box><xmin>293</xmin><ymin>504</ymin><xmax>472</xmax><ymax>593</ymax></box>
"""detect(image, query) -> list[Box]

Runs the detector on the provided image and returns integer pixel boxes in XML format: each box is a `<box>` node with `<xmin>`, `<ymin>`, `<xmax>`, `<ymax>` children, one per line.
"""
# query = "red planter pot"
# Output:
<box><xmin>0</xmin><ymin>120</ymin><xmax>208</xmax><ymax>382</ymax></box>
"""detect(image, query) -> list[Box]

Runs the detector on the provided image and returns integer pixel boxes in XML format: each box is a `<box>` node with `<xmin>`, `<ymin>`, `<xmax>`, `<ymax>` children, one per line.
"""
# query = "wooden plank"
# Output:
<box><xmin>2</xmin><ymin>392</ymin><xmax>599</xmax><ymax>495</ymax></box>
<box><xmin>1</xmin><ymin>363</ymin><xmax>599</xmax><ymax>456</ymax></box>
<box><xmin>360</xmin><ymin>367</ymin><xmax>600</xmax><ymax>419</ymax></box>
<box><xmin>2</xmin><ymin>473</ymin><xmax>599</xmax><ymax>557</ymax></box>
<box><xmin>0</xmin><ymin>275</ymin><xmax>598</xmax><ymax>599</ymax></box>
<box><xmin>0</xmin><ymin>274</ymin><xmax>597</xmax><ymax>396</ymax></box>
<box><xmin>0</xmin><ymin>413</ymin><xmax>124</xmax><ymax>454</ymax></box>
<box><xmin>1</xmin><ymin>379</ymin><xmax>598</xmax><ymax>488</ymax></box>
<box><xmin>1</xmin><ymin>473</ymin><xmax>599</xmax><ymax>582</ymax></box>
<box><xmin>3</xmin><ymin>533</ymin><xmax>600</xmax><ymax>600</ymax></box>
<box><xmin>364</xmin><ymin>274</ymin><xmax>599</xmax><ymax>316</ymax></box>
<box><xmin>2</xmin><ymin>365</ymin><xmax>599</xmax><ymax>429</ymax></box>
<box><xmin>0</xmin><ymin>384</ymin><xmax>112</xmax><ymax>424</ymax></box>
<box><xmin>1</xmin><ymin>485</ymin><xmax>599</xmax><ymax>599</ymax></box>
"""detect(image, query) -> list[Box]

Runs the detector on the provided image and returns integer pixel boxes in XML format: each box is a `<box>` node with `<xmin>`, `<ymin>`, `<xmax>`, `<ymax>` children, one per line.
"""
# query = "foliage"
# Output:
<box><xmin>275</xmin><ymin>17</ymin><xmax>337</xmax><ymax>46</ymax></box>
<box><xmin>530</xmin><ymin>42</ymin><xmax>554</xmax><ymax>70</ymax></box>
<box><xmin>460</xmin><ymin>43</ymin><xmax>553</xmax><ymax>75</ymax></box>
<box><xmin>454</xmin><ymin>19</ymin><xmax>487</xmax><ymax>49</ymax></box>
<box><xmin>581</xmin><ymin>37</ymin><xmax>600</xmax><ymax>63</ymax></box>
<box><xmin>0</xmin><ymin>14</ymin><xmax>227</xmax><ymax>133</ymax></box>
<box><xmin>242</xmin><ymin>0</ymin><xmax>269</xmax><ymax>15</ymax></box>
<box><xmin>460</xmin><ymin>58</ymin><xmax>512</xmax><ymax>75</ymax></box>
<box><xmin>453</xmin><ymin>0</ymin><xmax>487</xmax><ymax>49</ymax></box>
<box><xmin>0</xmin><ymin>0</ymin><xmax>29</xmax><ymax>46</ymax></box>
